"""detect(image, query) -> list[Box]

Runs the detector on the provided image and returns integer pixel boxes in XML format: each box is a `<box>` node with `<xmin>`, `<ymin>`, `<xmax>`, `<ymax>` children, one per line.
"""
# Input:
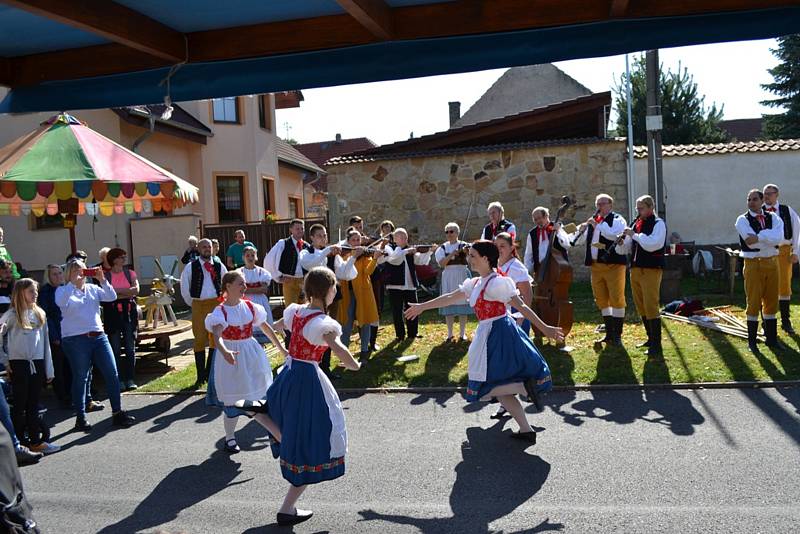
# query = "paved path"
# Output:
<box><xmin>20</xmin><ymin>387</ymin><xmax>800</xmax><ymax>533</ymax></box>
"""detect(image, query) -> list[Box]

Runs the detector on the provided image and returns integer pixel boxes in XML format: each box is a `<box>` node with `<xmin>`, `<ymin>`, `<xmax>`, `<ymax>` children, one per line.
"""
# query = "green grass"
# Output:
<box><xmin>136</xmin><ymin>277</ymin><xmax>800</xmax><ymax>393</ymax></box>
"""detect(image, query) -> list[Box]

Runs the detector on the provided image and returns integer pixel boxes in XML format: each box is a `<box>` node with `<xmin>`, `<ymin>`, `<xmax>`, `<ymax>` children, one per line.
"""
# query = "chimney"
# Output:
<box><xmin>335</xmin><ymin>133</ymin><xmax>342</xmax><ymax>143</ymax></box>
<box><xmin>448</xmin><ymin>101</ymin><xmax>461</xmax><ymax>127</ymax></box>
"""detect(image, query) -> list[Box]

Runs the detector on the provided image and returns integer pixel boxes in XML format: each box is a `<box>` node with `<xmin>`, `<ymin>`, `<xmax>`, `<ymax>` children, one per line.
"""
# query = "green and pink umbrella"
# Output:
<box><xmin>0</xmin><ymin>113</ymin><xmax>198</xmax><ymax>218</ymax></box>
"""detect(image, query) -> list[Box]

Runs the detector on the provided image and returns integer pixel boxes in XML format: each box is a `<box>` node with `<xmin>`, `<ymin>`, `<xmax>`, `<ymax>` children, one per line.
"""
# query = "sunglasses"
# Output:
<box><xmin>445</xmin><ymin>230</ymin><xmax>456</xmax><ymax>234</ymax></box>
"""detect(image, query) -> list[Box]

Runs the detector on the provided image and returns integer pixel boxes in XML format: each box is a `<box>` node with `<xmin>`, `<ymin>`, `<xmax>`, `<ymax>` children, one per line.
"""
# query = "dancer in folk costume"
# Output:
<box><xmin>238</xmin><ymin>245</ymin><xmax>274</xmax><ymax>341</ymax></box>
<box><xmin>255</xmin><ymin>266</ymin><xmax>361</xmax><ymax>526</ymax></box>
<box><xmin>205</xmin><ymin>271</ymin><xmax>286</xmax><ymax>454</ymax></box>
<box><xmin>405</xmin><ymin>241</ymin><xmax>563</xmax><ymax>443</ymax></box>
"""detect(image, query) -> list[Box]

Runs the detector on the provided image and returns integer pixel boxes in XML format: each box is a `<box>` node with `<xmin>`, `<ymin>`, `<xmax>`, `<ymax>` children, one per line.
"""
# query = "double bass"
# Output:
<box><xmin>533</xmin><ymin>196</ymin><xmax>575</xmax><ymax>338</ymax></box>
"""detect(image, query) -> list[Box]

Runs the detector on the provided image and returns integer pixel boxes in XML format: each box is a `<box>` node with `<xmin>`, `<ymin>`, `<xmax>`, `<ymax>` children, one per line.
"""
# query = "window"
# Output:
<box><xmin>212</xmin><ymin>97</ymin><xmax>240</xmax><ymax>124</ymax></box>
<box><xmin>288</xmin><ymin>196</ymin><xmax>302</xmax><ymax>220</ymax></box>
<box><xmin>258</xmin><ymin>95</ymin><xmax>272</xmax><ymax>131</ymax></box>
<box><xmin>216</xmin><ymin>175</ymin><xmax>245</xmax><ymax>222</ymax></box>
<box><xmin>262</xmin><ymin>177</ymin><xmax>275</xmax><ymax>215</ymax></box>
<box><xmin>32</xmin><ymin>213</ymin><xmax>64</xmax><ymax>230</ymax></box>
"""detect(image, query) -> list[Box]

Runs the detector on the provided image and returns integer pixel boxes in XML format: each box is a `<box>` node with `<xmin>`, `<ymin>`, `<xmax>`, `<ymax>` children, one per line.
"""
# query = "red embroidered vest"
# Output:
<box><xmin>219</xmin><ymin>300</ymin><xmax>256</xmax><ymax>340</ymax></box>
<box><xmin>473</xmin><ymin>275</ymin><xmax>507</xmax><ymax>321</ymax></box>
<box><xmin>288</xmin><ymin>310</ymin><xmax>327</xmax><ymax>362</ymax></box>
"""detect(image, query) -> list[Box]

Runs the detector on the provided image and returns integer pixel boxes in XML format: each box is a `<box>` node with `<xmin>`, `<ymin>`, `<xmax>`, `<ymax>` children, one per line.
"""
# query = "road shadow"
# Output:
<box><xmin>97</xmin><ymin>450</ymin><xmax>251</xmax><ymax>534</ymax></box>
<box><xmin>357</xmin><ymin>420</ymin><xmax>557</xmax><ymax>533</ymax></box>
<box><xmin>408</xmin><ymin>339</ymin><xmax>466</xmax><ymax>407</ymax></box>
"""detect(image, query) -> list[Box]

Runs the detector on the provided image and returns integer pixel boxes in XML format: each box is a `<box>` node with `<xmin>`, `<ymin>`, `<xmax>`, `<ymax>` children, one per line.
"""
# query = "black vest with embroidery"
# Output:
<box><xmin>584</xmin><ymin>211</ymin><xmax>627</xmax><ymax>266</ymax></box>
<box><xmin>278</xmin><ymin>237</ymin><xmax>312</xmax><ymax>277</ymax></box>
<box><xmin>325</xmin><ymin>253</ymin><xmax>343</xmax><ymax>302</ymax></box>
<box><xmin>386</xmin><ymin>247</ymin><xmax>419</xmax><ymax>287</ymax></box>
<box><xmin>775</xmin><ymin>204</ymin><xmax>793</xmax><ymax>241</ymax></box>
<box><xmin>529</xmin><ymin>226</ymin><xmax>568</xmax><ymax>273</ymax></box>
<box><xmin>740</xmin><ymin>211</ymin><xmax>777</xmax><ymax>252</ymax></box>
<box><xmin>190</xmin><ymin>258</ymin><xmax>222</xmax><ymax>298</ymax></box>
<box><xmin>630</xmin><ymin>215</ymin><xmax>666</xmax><ymax>269</ymax></box>
<box><xmin>482</xmin><ymin>219</ymin><xmax>513</xmax><ymax>240</ymax></box>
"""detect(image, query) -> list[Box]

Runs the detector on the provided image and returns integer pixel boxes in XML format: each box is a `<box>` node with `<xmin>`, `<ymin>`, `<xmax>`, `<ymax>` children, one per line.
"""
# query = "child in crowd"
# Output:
<box><xmin>239</xmin><ymin>246</ymin><xmax>274</xmax><ymax>340</ymax></box>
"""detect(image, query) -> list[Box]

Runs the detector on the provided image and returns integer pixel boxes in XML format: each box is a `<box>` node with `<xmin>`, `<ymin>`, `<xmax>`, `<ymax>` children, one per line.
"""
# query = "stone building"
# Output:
<box><xmin>325</xmin><ymin>91</ymin><xmax>628</xmax><ymax>276</ymax></box>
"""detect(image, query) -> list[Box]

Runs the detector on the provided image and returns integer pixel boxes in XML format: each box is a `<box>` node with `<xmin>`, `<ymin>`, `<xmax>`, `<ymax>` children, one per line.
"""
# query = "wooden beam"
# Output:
<box><xmin>335</xmin><ymin>0</ymin><xmax>394</xmax><ymax>39</ymax></box>
<box><xmin>5</xmin><ymin>0</ymin><xmax>799</xmax><ymax>86</ymax></box>
<box><xmin>609</xmin><ymin>0</ymin><xmax>631</xmax><ymax>18</ymax></box>
<box><xmin>0</xmin><ymin>0</ymin><xmax>185</xmax><ymax>62</ymax></box>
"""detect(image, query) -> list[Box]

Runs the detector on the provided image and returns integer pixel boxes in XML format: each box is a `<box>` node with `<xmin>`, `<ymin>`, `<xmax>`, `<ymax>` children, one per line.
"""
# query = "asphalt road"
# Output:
<box><xmin>18</xmin><ymin>386</ymin><xmax>800</xmax><ymax>533</ymax></box>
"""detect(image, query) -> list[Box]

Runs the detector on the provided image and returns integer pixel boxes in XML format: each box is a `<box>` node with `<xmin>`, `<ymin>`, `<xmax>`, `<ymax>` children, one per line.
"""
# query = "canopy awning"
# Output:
<box><xmin>0</xmin><ymin>1</ymin><xmax>798</xmax><ymax>113</ymax></box>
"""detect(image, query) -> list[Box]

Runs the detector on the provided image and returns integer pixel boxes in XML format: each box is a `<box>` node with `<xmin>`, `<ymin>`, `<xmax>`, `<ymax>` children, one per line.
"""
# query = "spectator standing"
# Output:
<box><xmin>226</xmin><ymin>229</ymin><xmax>255</xmax><ymax>270</ymax></box>
<box><xmin>102</xmin><ymin>248</ymin><xmax>140</xmax><ymax>391</ymax></box>
<box><xmin>0</xmin><ymin>260</ymin><xmax>14</xmax><ymax>314</ymax></box>
<box><xmin>181</xmin><ymin>235</ymin><xmax>200</xmax><ymax>265</ymax></box>
<box><xmin>38</xmin><ymin>265</ymin><xmax>71</xmax><ymax>407</ymax></box>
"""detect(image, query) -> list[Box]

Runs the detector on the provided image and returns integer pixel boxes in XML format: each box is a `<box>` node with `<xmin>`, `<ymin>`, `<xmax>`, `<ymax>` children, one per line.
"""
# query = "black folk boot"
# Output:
<box><xmin>747</xmin><ymin>320</ymin><xmax>760</xmax><ymax>354</ymax></box>
<box><xmin>764</xmin><ymin>318</ymin><xmax>783</xmax><ymax>350</ymax></box>
<box><xmin>194</xmin><ymin>350</ymin><xmax>206</xmax><ymax>388</ymax></box>
<box><xmin>647</xmin><ymin>318</ymin><xmax>663</xmax><ymax>357</ymax></box>
<box><xmin>780</xmin><ymin>300</ymin><xmax>795</xmax><ymax>334</ymax></box>
<box><xmin>637</xmin><ymin>318</ymin><xmax>651</xmax><ymax>349</ymax></box>
<box><xmin>595</xmin><ymin>316</ymin><xmax>612</xmax><ymax>344</ymax></box>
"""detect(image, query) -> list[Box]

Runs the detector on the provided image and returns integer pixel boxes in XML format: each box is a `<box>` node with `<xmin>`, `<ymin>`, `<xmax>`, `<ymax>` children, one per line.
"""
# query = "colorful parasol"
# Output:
<box><xmin>0</xmin><ymin>113</ymin><xmax>198</xmax><ymax>218</ymax></box>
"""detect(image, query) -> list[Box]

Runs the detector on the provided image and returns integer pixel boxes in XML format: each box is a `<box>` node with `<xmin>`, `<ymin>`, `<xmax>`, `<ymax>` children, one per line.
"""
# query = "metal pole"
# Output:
<box><xmin>625</xmin><ymin>54</ymin><xmax>635</xmax><ymax>220</ymax></box>
<box><xmin>645</xmin><ymin>49</ymin><xmax>666</xmax><ymax>221</ymax></box>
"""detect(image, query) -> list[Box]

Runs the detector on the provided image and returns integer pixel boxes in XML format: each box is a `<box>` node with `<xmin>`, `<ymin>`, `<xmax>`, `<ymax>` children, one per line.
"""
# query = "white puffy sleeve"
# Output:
<box><xmin>258</xmin><ymin>267</ymin><xmax>272</xmax><ymax>285</ymax></box>
<box><xmin>459</xmin><ymin>277</ymin><xmax>480</xmax><ymax>300</ymax></box>
<box><xmin>250</xmin><ymin>303</ymin><xmax>269</xmax><ymax>326</ymax></box>
<box><xmin>485</xmin><ymin>275</ymin><xmax>519</xmax><ymax>303</ymax></box>
<box><xmin>282</xmin><ymin>303</ymin><xmax>300</xmax><ymax>331</ymax></box>
<box><xmin>204</xmin><ymin>305</ymin><xmax>226</xmax><ymax>332</ymax></box>
<box><xmin>304</xmin><ymin>315</ymin><xmax>343</xmax><ymax>345</ymax></box>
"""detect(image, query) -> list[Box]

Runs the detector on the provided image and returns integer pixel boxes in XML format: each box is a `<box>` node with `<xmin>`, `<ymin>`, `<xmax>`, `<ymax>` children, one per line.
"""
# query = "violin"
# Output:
<box><xmin>533</xmin><ymin>195</ymin><xmax>575</xmax><ymax>339</ymax></box>
<box><xmin>340</xmin><ymin>245</ymin><xmax>387</xmax><ymax>256</ymax></box>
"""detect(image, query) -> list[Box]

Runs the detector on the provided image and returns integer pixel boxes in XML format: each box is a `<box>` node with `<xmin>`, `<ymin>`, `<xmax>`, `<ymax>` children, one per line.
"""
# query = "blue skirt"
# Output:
<box><xmin>267</xmin><ymin>358</ymin><xmax>347</xmax><ymax>486</ymax></box>
<box><xmin>465</xmin><ymin>315</ymin><xmax>552</xmax><ymax>402</ymax></box>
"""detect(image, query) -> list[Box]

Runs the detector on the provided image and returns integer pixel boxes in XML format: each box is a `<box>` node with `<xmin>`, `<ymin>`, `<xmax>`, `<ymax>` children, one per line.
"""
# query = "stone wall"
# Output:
<box><xmin>326</xmin><ymin>139</ymin><xmax>628</xmax><ymax>278</ymax></box>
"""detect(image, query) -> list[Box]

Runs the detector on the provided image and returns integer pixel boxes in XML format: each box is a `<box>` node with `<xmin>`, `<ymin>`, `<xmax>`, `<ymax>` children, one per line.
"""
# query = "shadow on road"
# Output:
<box><xmin>357</xmin><ymin>420</ymin><xmax>558</xmax><ymax>533</ymax></box>
<box><xmin>96</xmin><ymin>450</ymin><xmax>251</xmax><ymax>534</ymax></box>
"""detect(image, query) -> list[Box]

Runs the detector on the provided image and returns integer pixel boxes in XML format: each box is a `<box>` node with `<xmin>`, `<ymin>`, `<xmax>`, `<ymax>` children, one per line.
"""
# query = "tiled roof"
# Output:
<box><xmin>633</xmin><ymin>139</ymin><xmax>800</xmax><ymax>159</ymax></box>
<box><xmin>276</xmin><ymin>138</ymin><xmax>325</xmax><ymax>174</ymax></box>
<box><xmin>294</xmin><ymin>137</ymin><xmax>377</xmax><ymax>167</ymax></box>
<box><xmin>327</xmin><ymin>137</ymin><xmax>621</xmax><ymax>165</ymax></box>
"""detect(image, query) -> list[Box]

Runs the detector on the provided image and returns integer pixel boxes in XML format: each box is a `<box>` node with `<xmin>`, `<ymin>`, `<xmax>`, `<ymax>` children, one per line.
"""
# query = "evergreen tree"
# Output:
<box><xmin>762</xmin><ymin>35</ymin><xmax>800</xmax><ymax>139</ymax></box>
<box><xmin>614</xmin><ymin>55</ymin><xmax>728</xmax><ymax>145</ymax></box>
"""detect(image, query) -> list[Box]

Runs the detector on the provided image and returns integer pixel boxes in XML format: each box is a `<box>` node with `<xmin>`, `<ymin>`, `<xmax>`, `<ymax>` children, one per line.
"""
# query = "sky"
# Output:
<box><xmin>276</xmin><ymin>38</ymin><xmax>781</xmax><ymax>147</ymax></box>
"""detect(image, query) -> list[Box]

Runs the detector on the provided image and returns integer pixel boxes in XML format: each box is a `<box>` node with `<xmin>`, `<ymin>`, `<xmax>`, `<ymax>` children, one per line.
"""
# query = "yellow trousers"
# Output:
<box><xmin>743</xmin><ymin>257</ymin><xmax>779</xmax><ymax>318</ymax></box>
<box><xmin>282</xmin><ymin>276</ymin><xmax>304</xmax><ymax>306</ymax></box>
<box><xmin>630</xmin><ymin>267</ymin><xmax>662</xmax><ymax>320</ymax></box>
<box><xmin>777</xmin><ymin>244</ymin><xmax>793</xmax><ymax>298</ymax></box>
<box><xmin>191</xmin><ymin>297</ymin><xmax>218</xmax><ymax>352</ymax></box>
<box><xmin>590</xmin><ymin>263</ymin><xmax>626</xmax><ymax>310</ymax></box>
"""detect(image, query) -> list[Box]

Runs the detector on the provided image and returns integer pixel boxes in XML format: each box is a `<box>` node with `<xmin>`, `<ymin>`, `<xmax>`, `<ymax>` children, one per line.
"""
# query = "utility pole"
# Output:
<box><xmin>646</xmin><ymin>49</ymin><xmax>666</xmax><ymax>221</ymax></box>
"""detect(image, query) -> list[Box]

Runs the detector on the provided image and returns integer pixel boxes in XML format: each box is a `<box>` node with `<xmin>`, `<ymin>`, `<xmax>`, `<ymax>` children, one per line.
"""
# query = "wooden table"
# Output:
<box><xmin>137</xmin><ymin>319</ymin><xmax>192</xmax><ymax>366</ymax></box>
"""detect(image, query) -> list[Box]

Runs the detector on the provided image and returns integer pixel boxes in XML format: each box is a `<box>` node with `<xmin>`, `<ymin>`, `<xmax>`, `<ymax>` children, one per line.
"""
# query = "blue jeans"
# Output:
<box><xmin>341</xmin><ymin>294</ymin><xmax>371</xmax><ymax>354</ymax></box>
<box><xmin>108</xmin><ymin>320</ymin><xmax>137</xmax><ymax>383</ymax></box>
<box><xmin>0</xmin><ymin>378</ymin><xmax>20</xmax><ymax>449</ymax></box>
<box><xmin>62</xmin><ymin>333</ymin><xmax>122</xmax><ymax>418</ymax></box>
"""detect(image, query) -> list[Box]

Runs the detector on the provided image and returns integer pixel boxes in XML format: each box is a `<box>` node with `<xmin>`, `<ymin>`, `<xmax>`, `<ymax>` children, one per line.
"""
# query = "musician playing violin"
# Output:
<box><xmin>435</xmin><ymin>222</ymin><xmax>473</xmax><ymax>342</ymax></box>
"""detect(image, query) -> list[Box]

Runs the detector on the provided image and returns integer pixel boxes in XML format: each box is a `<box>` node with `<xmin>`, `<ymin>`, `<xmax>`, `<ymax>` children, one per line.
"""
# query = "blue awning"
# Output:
<box><xmin>1</xmin><ymin>4</ymin><xmax>799</xmax><ymax>113</ymax></box>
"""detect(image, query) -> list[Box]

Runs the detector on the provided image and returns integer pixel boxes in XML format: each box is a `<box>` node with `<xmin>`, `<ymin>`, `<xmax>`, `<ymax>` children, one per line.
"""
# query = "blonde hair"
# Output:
<box><xmin>10</xmin><ymin>278</ymin><xmax>46</xmax><ymax>330</ymax></box>
<box><xmin>636</xmin><ymin>195</ymin><xmax>655</xmax><ymax>210</ymax></box>
<box><xmin>43</xmin><ymin>264</ymin><xmax>63</xmax><ymax>288</ymax></box>
<box><xmin>65</xmin><ymin>259</ymin><xmax>86</xmax><ymax>280</ymax></box>
<box><xmin>220</xmin><ymin>270</ymin><xmax>244</xmax><ymax>296</ymax></box>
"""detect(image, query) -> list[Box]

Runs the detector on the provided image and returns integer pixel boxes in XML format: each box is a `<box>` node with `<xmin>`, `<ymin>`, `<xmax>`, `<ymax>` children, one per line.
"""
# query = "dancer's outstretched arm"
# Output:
<box><xmin>323</xmin><ymin>332</ymin><xmax>361</xmax><ymax>371</ymax></box>
<box><xmin>404</xmin><ymin>290</ymin><xmax>466</xmax><ymax>320</ymax></box>
<box><xmin>259</xmin><ymin>321</ymin><xmax>288</xmax><ymax>358</ymax></box>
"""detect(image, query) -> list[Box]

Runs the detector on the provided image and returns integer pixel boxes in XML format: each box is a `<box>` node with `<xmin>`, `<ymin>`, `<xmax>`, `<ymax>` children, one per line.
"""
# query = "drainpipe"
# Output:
<box><xmin>132</xmin><ymin>114</ymin><xmax>156</xmax><ymax>153</ymax></box>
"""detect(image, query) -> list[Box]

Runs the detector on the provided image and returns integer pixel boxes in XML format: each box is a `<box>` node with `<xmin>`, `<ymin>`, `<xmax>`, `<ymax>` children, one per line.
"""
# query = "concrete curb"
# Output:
<box><xmin>126</xmin><ymin>380</ymin><xmax>800</xmax><ymax>397</ymax></box>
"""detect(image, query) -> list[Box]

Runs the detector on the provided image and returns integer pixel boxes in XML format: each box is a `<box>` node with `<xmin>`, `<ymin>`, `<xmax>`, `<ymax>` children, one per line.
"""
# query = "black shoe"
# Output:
<box><xmin>523</xmin><ymin>378</ymin><xmax>542</xmax><ymax>411</ymax></box>
<box><xmin>224</xmin><ymin>438</ymin><xmax>240</xmax><ymax>454</ymax></box>
<box><xmin>607</xmin><ymin>317</ymin><xmax>623</xmax><ymax>346</ymax></box>
<box><xmin>15</xmin><ymin>446</ymin><xmax>43</xmax><ymax>466</ymax></box>
<box><xmin>764</xmin><ymin>318</ymin><xmax>784</xmax><ymax>349</ymax></box>
<box><xmin>277</xmin><ymin>509</ymin><xmax>313</xmax><ymax>526</ymax></box>
<box><xmin>779</xmin><ymin>300</ymin><xmax>795</xmax><ymax>333</ymax></box>
<box><xmin>74</xmin><ymin>417</ymin><xmax>92</xmax><ymax>432</ymax></box>
<box><xmin>747</xmin><ymin>320</ymin><xmax>760</xmax><ymax>353</ymax></box>
<box><xmin>490</xmin><ymin>407</ymin><xmax>509</xmax><ymax>420</ymax></box>
<box><xmin>233</xmin><ymin>399</ymin><xmax>269</xmax><ymax>414</ymax></box>
<box><xmin>510</xmin><ymin>430</ymin><xmax>537</xmax><ymax>444</ymax></box>
<box><xmin>595</xmin><ymin>316</ymin><xmax>612</xmax><ymax>344</ymax></box>
<box><xmin>112</xmin><ymin>410</ymin><xmax>136</xmax><ymax>428</ymax></box>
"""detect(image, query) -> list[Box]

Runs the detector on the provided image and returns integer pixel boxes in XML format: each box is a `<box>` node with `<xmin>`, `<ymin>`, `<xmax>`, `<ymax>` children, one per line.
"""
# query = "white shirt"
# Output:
<box><xmin>282</xmin><ymin>303</ymin><xmax>342</xmax><ymax>346</ymax></box>
<box><xmin>239</xmin><ymin>265</ymin><xmax>272</xmax><ymax>311</ymax></box>
<box><xmin>180</xmin><ymin>258</ymin><xmax>228</xmax><ymax>304</ymax></box>
<box><xmin>299</xmin><ymin>247</ymin><xmax>358</xmax><ymax>281</ymax></box>
<box><xmin>264</xmin><ymin>237</ymin><xmax>305</xmax><ymax>280</ymax></box>
<box><xmin>523</xmin><ymin>226</ymin><xmax>571</xmax><ymax>273</ymax></box>
<box><xmin>763</xmin><ymin>202</ymin><xmax>800</xmax><ymax>254</ymax></box>
<box><xmin>384</xmin><ymin>245</ymin><xmax>433</xmax><ymax>291</ymax></box>
<box><xmin>570</xmin><ymin>212</ymin><xmax>627</xmax><ymax>260</ymax></box>
<box><xmin>497</xmin><ymin>258</ymin><xmax>532</xmax><ymax>285</ymax></box>
<box><xmin>56</xmin><ymin>279</ymin><xmax>117</xmax><ymax>337</ymax></box>
<box><xmin>735</xmin><ymin>209</ymin><xmax>784</xmax><ymax>259</ymax></box>
<box><xmin>615</xmin><ymin>218</ymin><xmax>667</xmax><ymax>258</ymax></box>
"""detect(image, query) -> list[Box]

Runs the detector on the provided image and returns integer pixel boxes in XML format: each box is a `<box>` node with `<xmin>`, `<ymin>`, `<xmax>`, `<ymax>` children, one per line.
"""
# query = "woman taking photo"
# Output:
<box><xmin>434</xmin><ymin>222</ymin><xmax>473</xmax><ymax>342</ymax></box>
<box><xmin>405</xmin><ymin>240</ymin><xmax>561</xmax><ymax>443</ymax></box>
<box><xmin>56</xmin><ymin>260</ymin><xmax>135</xmax><ymax>431</ymax></box>
<box><xmin>102</xmin><ymin>248</ymin><xmax>140</xmax><ymax>391</ymax></box>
